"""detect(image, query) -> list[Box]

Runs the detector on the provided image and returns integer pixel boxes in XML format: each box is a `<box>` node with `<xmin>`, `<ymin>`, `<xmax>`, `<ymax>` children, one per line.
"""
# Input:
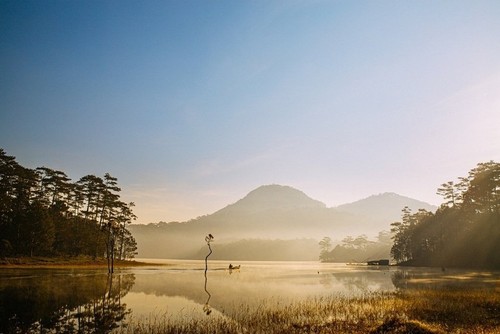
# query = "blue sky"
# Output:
<box><xmin>1</xmin><ymin>0</ymin><xmax>500</xmax><ymax>223</ymax></box>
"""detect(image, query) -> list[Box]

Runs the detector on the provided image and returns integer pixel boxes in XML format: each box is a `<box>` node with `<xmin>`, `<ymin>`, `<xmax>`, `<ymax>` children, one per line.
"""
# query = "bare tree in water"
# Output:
<box><xmin>203</xmin><ymin>234</ymin><xmax>214</xmax><ymax>315</ymax></box>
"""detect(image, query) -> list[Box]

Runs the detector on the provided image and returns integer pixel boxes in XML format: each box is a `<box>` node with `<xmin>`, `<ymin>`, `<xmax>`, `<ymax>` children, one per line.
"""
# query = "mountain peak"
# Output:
<box><xmin>224</xmin><ymin>184</ymin><xmax>326</xmax><ymax>212</ymax></box>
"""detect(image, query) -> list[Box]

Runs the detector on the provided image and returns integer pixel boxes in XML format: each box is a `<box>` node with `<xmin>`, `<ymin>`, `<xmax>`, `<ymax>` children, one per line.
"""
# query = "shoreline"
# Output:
<box><xmin>0</xmin><ymin>256</ymin><xmax>160</xmax><ymax>269</ymax></box>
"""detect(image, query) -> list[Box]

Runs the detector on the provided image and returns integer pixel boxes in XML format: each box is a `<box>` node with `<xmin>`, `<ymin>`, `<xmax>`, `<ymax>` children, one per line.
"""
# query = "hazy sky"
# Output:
<box><xmin>1</xmin><ymin>1</ymin><xmax>499</xmax><ymax>224</ymax></box>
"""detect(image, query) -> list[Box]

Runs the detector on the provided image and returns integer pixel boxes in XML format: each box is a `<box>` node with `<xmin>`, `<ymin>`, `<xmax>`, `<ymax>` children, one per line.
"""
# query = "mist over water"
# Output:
<box><xmin>1</xmin><ymin>260</ymin><xmax>499</xmax><ymax>332</ymax></box>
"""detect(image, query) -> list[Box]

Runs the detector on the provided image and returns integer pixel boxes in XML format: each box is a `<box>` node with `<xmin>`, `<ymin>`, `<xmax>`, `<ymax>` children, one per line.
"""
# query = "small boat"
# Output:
<box><xmin>228</xmin><ymin>264</ymin><xmax>240</xmax><ymax>270</ymax></box>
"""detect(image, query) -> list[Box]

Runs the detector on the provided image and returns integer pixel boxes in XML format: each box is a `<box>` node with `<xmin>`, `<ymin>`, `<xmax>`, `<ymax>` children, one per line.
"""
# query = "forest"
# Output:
<box><xmin>318</xmin><ymin>232</ymin><xmax>392</xmax><ymax>263</ymax></box>
<box><xmin>0</xmin><ymin>148</ymin><xmax>137</xmax><ymax>267</ymax></box>
<box><xmin>390</xmin><ymin>161</ymin><xmax>500</xmax><ymax>269</ymax></box>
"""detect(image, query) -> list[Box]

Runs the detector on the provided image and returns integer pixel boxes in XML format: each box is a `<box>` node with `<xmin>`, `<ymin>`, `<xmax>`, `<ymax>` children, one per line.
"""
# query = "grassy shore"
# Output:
<box><xmin>0</xmin><ymin>256</ymin><xmax>155</xmax><ymax>268</ymax></box>
<box><xmin>118</xmin><ymin>289</ymin><xmax>500</xmax><ymax>334</ymax></box>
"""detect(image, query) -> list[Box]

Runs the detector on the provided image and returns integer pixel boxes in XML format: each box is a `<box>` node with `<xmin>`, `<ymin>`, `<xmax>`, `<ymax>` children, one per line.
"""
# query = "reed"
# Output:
<box><xmin>118</xmin><ymin>289</ymin><xmax>500</xmax><ymax>334</ymax></box>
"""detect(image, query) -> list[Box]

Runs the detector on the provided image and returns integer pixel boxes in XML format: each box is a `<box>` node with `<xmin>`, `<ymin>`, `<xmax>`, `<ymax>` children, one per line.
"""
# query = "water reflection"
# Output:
<box><xmin>318</xmin><ymin>265</ymin><xmax>394</xmax><ymax>293</ymax></box>
<box><xmin>391</xmin><ymin>267</ymin><xmax>500</xmax><ymax>290</ymax></box>
<box><xmin>0</xmin><ymin>269</ymin><xmax>134</xmax><ymax>333</ymax></box>
<box><xmin>1</xmin><ymin>261</ymin><xmax>499</xmax><ymax>332</ymax></box>
<box><xmin>203</xmin><ymin>263</ymin><xmax>212</xmax><ymax>315</ymax></box>
<box><xmin>126</xmin><ymin>261</ymin><xmax>500</xmax><ymax>311</ymax></box>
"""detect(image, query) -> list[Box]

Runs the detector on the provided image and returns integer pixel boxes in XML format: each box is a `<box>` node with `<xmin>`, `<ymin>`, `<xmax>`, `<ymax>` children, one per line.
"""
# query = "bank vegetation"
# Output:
<box><xmin>119</xmin><ymin>288</ymin><xmax>500</xmax><ymax>334</ymax></box>
<box><xmin>0</xmin><ymin>148</ymin><xmax>138</xmax><ymax>272</ymax></box>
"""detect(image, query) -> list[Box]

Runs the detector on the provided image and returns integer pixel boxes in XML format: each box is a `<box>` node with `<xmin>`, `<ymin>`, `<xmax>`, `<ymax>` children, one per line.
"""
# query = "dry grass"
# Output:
<box><xmin>118</xmin><ymin>289</ymin><xmax>500</xmax><ymax>334</ymax></box>
<box><xmin>399</xmin><ymin>289</ymin><xmax>500</xmax><ymax>332</ymax></box>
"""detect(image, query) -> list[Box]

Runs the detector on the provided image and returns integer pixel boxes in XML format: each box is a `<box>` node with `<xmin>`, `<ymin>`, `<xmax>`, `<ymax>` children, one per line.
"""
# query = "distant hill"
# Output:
<box><xmin>129</xmin><ymin>185</ymin><xmax>437</xmax><ymax>260</ymax></box>
<box><xmin>334</xmin><ymin>192</ymin><xmax>437</xmax><ymax>225</ymax></box>
<box><xmin>190</xmin><ymin>238</ymin><xmax>319</xmax><ymax>261</ymax></box>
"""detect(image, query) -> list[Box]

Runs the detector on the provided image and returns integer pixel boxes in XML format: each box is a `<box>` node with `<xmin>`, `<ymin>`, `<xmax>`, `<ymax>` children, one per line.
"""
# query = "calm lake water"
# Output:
<box><xmin>1</xmin><ymin>259</ymin><xmax>499</xmax><ymax>333</ymax></box>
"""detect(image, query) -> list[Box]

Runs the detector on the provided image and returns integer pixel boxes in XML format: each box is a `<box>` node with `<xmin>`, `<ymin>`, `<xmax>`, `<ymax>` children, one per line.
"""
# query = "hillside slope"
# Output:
<box><xmin>130</xmin><ymin>185</ymin><xmax>436</xmax><ymax>260</ymax></box>
<box><xmin>334</xmin><ymin>192</ymin><xmax>437</xmax><ymax>224</ymax></box>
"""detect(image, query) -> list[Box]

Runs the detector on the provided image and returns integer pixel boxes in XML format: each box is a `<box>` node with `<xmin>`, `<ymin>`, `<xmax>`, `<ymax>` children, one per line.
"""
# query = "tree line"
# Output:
<box><xmin>0</xmin><ymin>148</ymin><xmax>137</xmax><ymax>269</ymax></box>
<box><xmin>391</xmin><ymin>161</ymin><xmax>500</xmax><ymax>268</ymax></box>
<box><xmin>319</xmin><ymin>232</ymin><xmax>392</xmax><ymax>263</ymax></box>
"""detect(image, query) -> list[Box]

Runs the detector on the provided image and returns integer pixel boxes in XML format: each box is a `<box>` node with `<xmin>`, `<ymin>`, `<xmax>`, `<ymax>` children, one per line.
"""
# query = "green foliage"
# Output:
<box><xmin>0</xmin><ymin>148</ymin><xmax>137</xmax><ymax>261</ymax></box>
<box><xmin>391</xmin><ymin>161</ymin><xmax>500</xmax><ymax>268</ymax></box>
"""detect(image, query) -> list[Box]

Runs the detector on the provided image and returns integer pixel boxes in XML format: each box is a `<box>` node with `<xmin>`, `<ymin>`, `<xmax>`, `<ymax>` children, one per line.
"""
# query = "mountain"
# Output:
<box><xmin>221</xmin><ymin>185</ymin><xmax>326</xmax><ymax>212</ymax></box>
<box><xmin>334</xmin><ymin>192</ymin><xmax>437</xmax><ymax>225</ymax></box>
<box><xmin>129</xmin><ymin>185</ymin><xmax>437</xmax><ymax>260</ymax></box>
<box><xmin>193</xmin><ymin>184</ymin><xmax>356</xmax><ymax>239</ymax></box>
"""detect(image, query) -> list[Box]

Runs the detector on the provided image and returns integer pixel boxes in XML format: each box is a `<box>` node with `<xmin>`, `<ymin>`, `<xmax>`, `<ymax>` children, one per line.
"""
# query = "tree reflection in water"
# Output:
<box><xmin>0</xmin><ymin>270</ymin><xmax>135</xmax><ymax>333</ymax></box>
<box><xmin>203</xmin><ymin>268</ymin><xmax>212</xmax><ymax>316</ymax></box>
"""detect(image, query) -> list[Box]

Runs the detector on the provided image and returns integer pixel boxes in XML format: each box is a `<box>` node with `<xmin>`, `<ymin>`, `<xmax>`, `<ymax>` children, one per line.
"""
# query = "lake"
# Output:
<box><xmin>1</xmin><ymin>259</ymin><xmax>499</xmax><ymax>333</ymax></box>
